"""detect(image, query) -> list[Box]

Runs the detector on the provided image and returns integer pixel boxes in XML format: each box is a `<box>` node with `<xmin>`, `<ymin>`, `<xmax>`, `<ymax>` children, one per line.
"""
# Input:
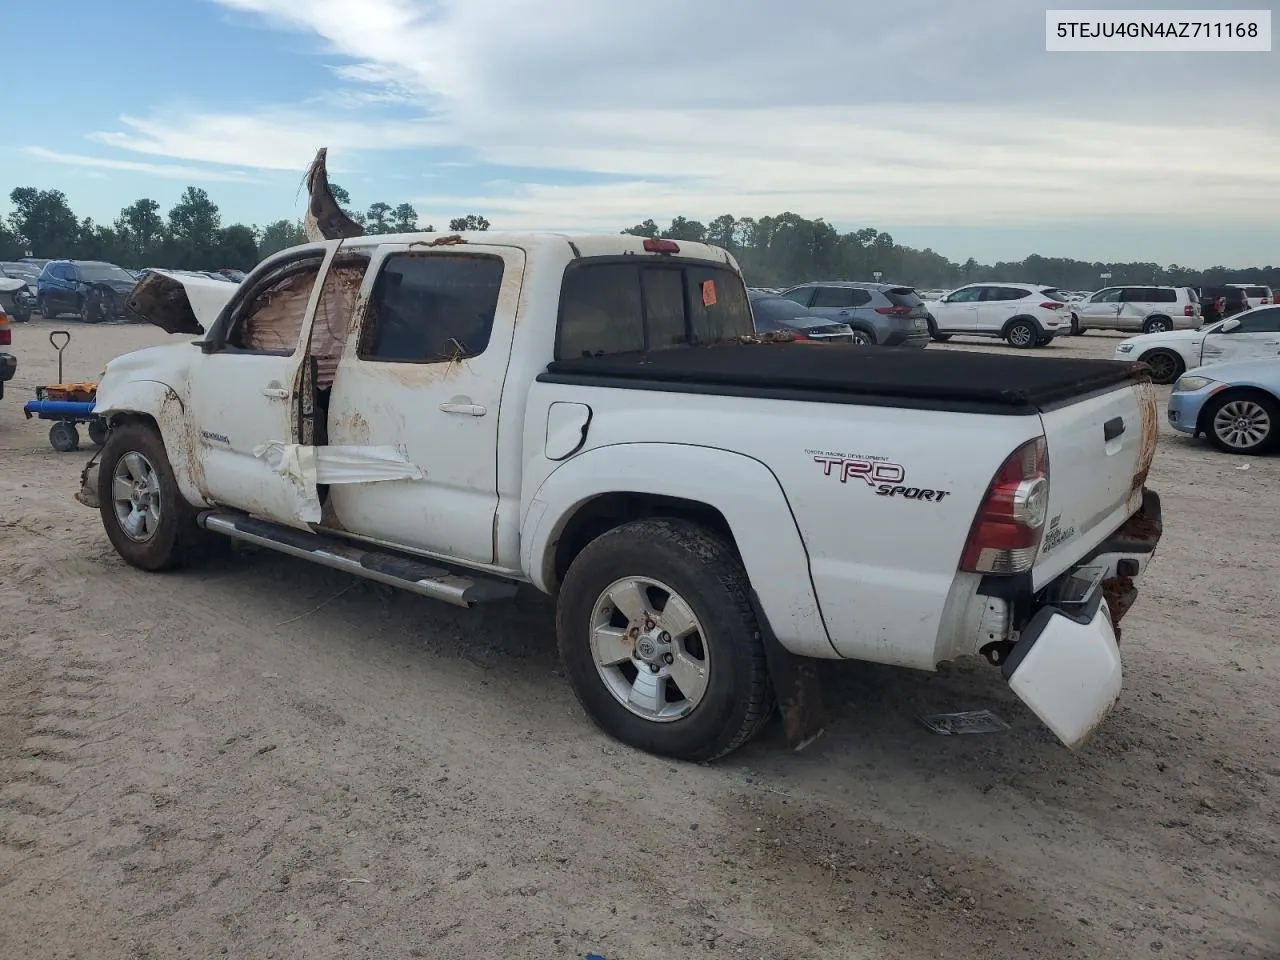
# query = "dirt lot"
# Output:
<box><xmin>1</xmin><ymin>318</ymin><xmax>1277</xmax><ymax>960</ymax></box>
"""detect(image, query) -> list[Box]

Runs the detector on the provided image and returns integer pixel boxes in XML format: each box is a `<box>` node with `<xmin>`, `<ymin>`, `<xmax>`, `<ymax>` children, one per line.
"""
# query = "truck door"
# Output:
<box><xmin>325</xmin><ymin>242</ymin><xmax>525</xmax><ymax>565</ymax></box>
<box><xmin>186</xmin><ymin>245</ymin><xmax>338</xmax><ymax>528</ymax></box>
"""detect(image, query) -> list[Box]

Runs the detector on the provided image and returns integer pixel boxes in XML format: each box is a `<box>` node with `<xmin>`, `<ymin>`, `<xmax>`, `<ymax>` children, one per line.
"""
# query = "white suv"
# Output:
<box><xmin>924</xmin><ymin>283</ymin><xmax>1069</xmax><ymax>348</ymax></box>
<box><xmin>1227</xmin><ymin>283</ymin><xmax>1273</xmax><ymax>309</ymax></box>
<box><xmin>1070</xmin><ymin>286</ymin><xmax>1200</xmax><ymax>336</ymax></box>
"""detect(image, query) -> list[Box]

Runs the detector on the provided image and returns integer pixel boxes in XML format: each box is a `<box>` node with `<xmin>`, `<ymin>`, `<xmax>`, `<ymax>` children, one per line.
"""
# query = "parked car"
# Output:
<box><xmin>83</xmin><ymin>231</ymin><xmax>1162</xmax><ymax>761</ymax></box>
<box><xmin>1113</xmin><ymin>306</ymin><xmax>1280</xmax><ymax>383</ymax></box>
<box><xmin>923</xmin><ymin>282</ymin><xmax>1069</xmax><ymax>347</ymax></box>
<box><xmin>1226</xmin><ymin>283</ymin><xmax>1272</xmax><ymax>309</ymax></box>
<box><xmin>0</xmin><ymin>300</ymin><xmax>15</xmax><ymax>399</ymax></box>
<box><xmin>0</xmin><ymin>262</ymin><xmax>39</xmax><ymax>321</ymax></box>
<box><xmin>1167</xmin><ymin>356</ymin><xmax>1280</xmax><ymax>454</ymax></box>
<box><xmin>748</xmin><ymin>290</ymin><xmax>855</xmax><ymax>341</ymax></box>
<box><xmin>1196</xmin><ymin>286</ymin><xmax>1250</xmax><ymax>324</ymax></box>
<box><xmin>37</xmin><ymin>260</ymin><xmax>139</xmax><ymax>322</ymax></box>
<box><xmin>1069</xmin><ymin>286</ymin><xmax>1200</xmax><ymax>336</ymax></box>
<box><xmin>777</xmin><ymin>282</ymin><xmax>929</xmax><ymax>346</ymax></box>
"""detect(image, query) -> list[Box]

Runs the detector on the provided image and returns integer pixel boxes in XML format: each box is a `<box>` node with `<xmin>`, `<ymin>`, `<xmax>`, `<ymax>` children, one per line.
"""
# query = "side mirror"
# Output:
<box><xmin>1220</xmin><ymin>318</ymin><xmax>1240</xmax><ymax>333</ymax></box>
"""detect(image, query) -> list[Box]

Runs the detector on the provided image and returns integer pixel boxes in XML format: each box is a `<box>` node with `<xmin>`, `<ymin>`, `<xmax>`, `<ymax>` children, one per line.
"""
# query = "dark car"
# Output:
<box><xmin>1197</xmin><ymin>286</ymin><xmax>1250</xmax><ymax>325</ymax></box>
<box><xmin>748</xmin><ymin>291</ymin><xmax>855</xmax><ymax>341</ymax></box>
<box><xmin>777</xmin><ymin>281</ymin><xmax>930</xmax><ymax>346</ymax></box>
<box><xmin>37</xmin><ymin>260</ymin><xmax>139</xmax><ymax>322</ymax></box>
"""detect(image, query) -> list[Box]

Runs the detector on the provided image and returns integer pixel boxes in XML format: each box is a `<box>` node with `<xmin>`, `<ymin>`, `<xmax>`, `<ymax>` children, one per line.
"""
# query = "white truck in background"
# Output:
<box><xmin>80</xmin><ymin>232</ymin><xmax>1163</xmax><ymax>761</ymax></box>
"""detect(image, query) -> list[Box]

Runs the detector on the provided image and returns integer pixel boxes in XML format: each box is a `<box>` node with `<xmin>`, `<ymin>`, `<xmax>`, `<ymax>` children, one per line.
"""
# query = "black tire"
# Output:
<box><xmin>926</xmin><ymin>316</ymin><xmax>951</xmax><ymax>342</ymax></box>
<box><xmin>1006</xmin><ymin>319</ymin><xmax>1038</xmax><ymax>348</ymax></box>
<box><xmin>1070</xmin><ymin>314</ymin><xmax>1085</xmax><ymax>335</ymax></box>
<box><xmin>49</xmin><ymin>421</ymin><xmax>79</xmax><ymax>452</ymax></box>
<box><xmin>556</xmin><ymin>518</ymin><xmax>775</xmax><ymax>762</ymax></box>
<box><xmin>1142</xmin><ymin>316</ymin><xmax>1172</xmax><ymax>335</ymax></box>
<box><xmin>88</xmin><ymin>418</ymin><xmax>110</xmax><ymax>446</ymax></box>
<box><xmin>39</xmin><ymin>296</ymin><xmax>56</xmax><ymax>319</ymax></box>
<box><xmin>849</xmin><ymin>328</ymin><xmax>875</xmax><ymax>345</ymax></box>
<box><xmin>78</xmin><ymin>295</ymin><xmax>98</xmax><ymax>324</ymax></box>
<box><xmin>97</xmin><ymin>421</ymin><xmax>207</xmax><ymax>571</ymax></box>
<box><xmin>1137</xmin><ymin>348</ymin><xmax>1184</xmax><ymax>385</ymax></box>
<box><xmin>1200</xmin><ymin>390</ymin><xmax>1279</xmax><ymax>455</ymax></box>
<box><xmin>1037</xmin><ymin>335</ymin><xmax>1053</xmax><ymax>346</ymax></box>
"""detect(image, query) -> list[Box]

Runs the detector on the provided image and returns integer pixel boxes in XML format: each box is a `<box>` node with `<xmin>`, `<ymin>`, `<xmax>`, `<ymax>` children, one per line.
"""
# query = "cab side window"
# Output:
<box><xmin>225</xmin><ymin>257</ymin><xmax>324</xmax><ymax>354</ymax></box>
<box><xmin>358</xmin><ymin>253</ymin><xmax>504</xmax><ymax>363</ymax></box>
<box><xmin>308</xmin><ymin>253</ymin><xmax>370</xmax><ymax>387</ymax></box>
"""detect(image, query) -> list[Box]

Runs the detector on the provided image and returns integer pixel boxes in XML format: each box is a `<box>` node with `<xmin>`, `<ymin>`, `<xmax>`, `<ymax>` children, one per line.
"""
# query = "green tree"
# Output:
<box><xmin>448</xmin><ymin>214</ymin><xmax>490</xmax><ymax>231</ymax></box>
<box><xmin>366</xmin><ymin>201</ymin><xmax>393</xmax><ymax>233</ymax></box>
<box><xmin>257</xmin><ymin>219</ymin><xmax>306</xmax><ymax>258</ymax></box>
<box><xmin>665</xmin><ymin>216</ymin><xmax>707</xmax><ymax>242</ymax></box>
<box><xmin>621</xmin><ymin>218</ymin><xmax>660</xmax><ymax>238</ymax></box>
<box><xmin>215</xmin><ymin>224</ymin><xmax>259</xmax><ymax>270</ymax></box>
<box><xmin>8</xmin><ymin>187</ymin><xmax>81</xmax><ymax>257</ymax></box>
<box><xmin>392</xmin><ymin>202</ymin><xmax>418</xmax><ymax>232</ymax></box>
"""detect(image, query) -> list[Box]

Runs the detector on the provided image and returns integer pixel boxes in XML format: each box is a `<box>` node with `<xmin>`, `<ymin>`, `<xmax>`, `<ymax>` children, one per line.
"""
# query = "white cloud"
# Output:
<box><xmin>80</xmin><ymin>0</ymin><xmax>1280</xmax><ymax>236</ymax></box>
<box><xmin>21</xmin><ymin>147</ymin><xmax>263</xmax><ymax>182</ymax></box>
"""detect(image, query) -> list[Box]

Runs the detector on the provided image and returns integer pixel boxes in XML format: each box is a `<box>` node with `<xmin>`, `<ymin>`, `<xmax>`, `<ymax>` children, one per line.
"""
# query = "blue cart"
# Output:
<box><xmin>22</xmin><ymin>330</ymin><xmax>109</xmax><ymax>452</ymax></box>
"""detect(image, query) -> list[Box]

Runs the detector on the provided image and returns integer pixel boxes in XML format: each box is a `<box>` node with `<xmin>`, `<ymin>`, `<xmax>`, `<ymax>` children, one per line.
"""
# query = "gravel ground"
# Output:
<box><xmin>1</xmin><ymin>318</ymin><xmax>1277</xmax><ymax>960</ymax></box>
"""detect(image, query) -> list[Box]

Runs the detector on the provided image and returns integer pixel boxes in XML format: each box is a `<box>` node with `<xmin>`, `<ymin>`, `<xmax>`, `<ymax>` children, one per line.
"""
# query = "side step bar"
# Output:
<box><xmin>198</xmin><ymin>511</ymin><xmax>520</xmax><ymax>607</ymax></box>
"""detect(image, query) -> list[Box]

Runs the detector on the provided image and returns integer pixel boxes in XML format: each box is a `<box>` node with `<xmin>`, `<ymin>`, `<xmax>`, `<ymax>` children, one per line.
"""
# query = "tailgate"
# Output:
<box><xmin>1032</xmin><ymin>380</ymin><xmax>1157</xmax><ymax>588</ymax></box>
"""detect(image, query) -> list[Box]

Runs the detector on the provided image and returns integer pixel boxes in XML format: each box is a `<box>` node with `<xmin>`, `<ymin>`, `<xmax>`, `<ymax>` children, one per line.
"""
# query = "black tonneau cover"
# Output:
<box><xmin>540</xmin><ymin>343</ymin><xmax>1150</xmax><ymax>413</ymax></box>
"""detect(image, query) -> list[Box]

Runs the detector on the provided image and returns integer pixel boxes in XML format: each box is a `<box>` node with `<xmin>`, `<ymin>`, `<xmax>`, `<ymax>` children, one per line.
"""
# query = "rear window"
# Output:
<box><xmin>1039</xmin><ymin>288</ymin><xmax>1068</xmax><ymax>302</ymax></box>
<box><xmin>1243</xmin><ymin>286</ymin><xmax>1270</xmax><ymax>297</ymax></box>
<box><xmin>556</xmin><ymin>260</ymin><xmax>752</xmax><ymax>359</ymax></box>
<box><xmin>885</xmin><ymin>287</ymin><xmax>924</xmax><ymax>307</ymax></box>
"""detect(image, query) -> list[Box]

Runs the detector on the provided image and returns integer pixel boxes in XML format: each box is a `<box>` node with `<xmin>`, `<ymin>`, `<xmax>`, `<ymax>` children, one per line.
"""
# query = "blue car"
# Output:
<box><xmin>1167</xmin><ymin>356</ymin><xmax>1280</xmax><ymax>454</ymax></box>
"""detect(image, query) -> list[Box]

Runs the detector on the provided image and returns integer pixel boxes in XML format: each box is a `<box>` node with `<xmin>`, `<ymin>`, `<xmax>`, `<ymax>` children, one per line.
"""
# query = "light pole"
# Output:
<box><xmin>872</xmin><ymin>270</ymin><xmax>882</xmax><ymax>283</ymax></box>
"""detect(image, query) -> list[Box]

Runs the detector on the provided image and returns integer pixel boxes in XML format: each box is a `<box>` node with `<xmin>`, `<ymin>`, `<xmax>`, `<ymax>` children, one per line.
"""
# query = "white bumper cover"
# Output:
<box><xmin>1003</xmin><ymin>595</ymin><xmax>1121</xmax><ymax>749</ymax></box>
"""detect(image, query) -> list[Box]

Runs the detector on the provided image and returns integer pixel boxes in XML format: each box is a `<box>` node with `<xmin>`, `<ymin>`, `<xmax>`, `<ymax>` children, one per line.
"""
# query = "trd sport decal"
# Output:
<box><xmin>811</xmin><ymin>453</ymin><xmax>951</xmax><ymax>502</ymax></box>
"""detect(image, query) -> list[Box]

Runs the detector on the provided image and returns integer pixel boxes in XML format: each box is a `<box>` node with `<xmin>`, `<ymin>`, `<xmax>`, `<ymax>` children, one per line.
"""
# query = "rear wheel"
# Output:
<box><xmin>97</xmin><ymin>422</ymin><xmax>207</xmax><ymax>571</ymax></box>
<box><xmin>1202</xmin><ymin>391</ymin><xmax>1279</xmax><ymax>455</ymax></box>
<box><xmin>39</xmin><ymin>296</ymin><xmax>57</xmax><ymax>319</ymax></box>
<box><xmin>79</xmin><ymin>295</ymin><xmax>99</xmax><ymax>324</ymax></box>
<box><xmin>1006</xmin><ymin>320</ymin><xmax>1038</xmax><ymax>348</ymax></box>
<box><xmin>1142</xmin><ymin>316</ymin><xmax>1172</xmax><ymax>334</ymax></box>
<box><xmin>849</xmin><ymin>328</ymin><xmax>874</xmax><ymax>345</ymax></box>
<box><xmin>1137</xmin><ymin>348</ymin><xmax>1184</xmax><ymax>385</ymax></box>
<box><xmin>556</xmin><ymin>518</ymin><xmax>774</xmax><ymax>762</ymax></box>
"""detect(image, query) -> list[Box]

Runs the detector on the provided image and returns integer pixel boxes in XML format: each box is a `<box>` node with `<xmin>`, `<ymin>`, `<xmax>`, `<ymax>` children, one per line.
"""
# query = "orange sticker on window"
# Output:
<box><xmin>702</xmin><ymin>280</ymin><xmax>717</xmax><ymax>306</ymax></box>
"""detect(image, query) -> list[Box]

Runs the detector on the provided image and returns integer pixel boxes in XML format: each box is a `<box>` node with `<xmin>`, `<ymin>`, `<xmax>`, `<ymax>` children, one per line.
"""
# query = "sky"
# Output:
<box><xmin>4</xmin><ymin>0</ymin><xmax>1278</xmax><ymax>267</ymax></box>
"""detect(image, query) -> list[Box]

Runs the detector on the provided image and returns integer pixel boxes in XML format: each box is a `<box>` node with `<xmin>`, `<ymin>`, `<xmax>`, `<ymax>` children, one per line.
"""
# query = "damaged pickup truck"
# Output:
<box><xmin>83</xmin><ymin>231</ymin><xmax>1163</xmax><ymax>761</ymax></box>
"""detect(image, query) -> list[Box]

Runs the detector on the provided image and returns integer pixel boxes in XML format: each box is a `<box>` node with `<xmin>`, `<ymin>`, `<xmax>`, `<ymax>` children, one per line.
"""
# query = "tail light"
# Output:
<box><xmin>1216</xmin><ymin>297</ymin><xmax>1226</xmax><ymax>312</ymax></box>
<box><xmin>1184</xmin><ymin>304</ymin><xmax>1195</xmax><ymax>316</ymax></box>
<box><xmin>0</xmin><ymin>311</ymin><xmax>10</xmax><ymax>346</ymax></box>
<box><xmin>875</xmin><ymin>305</ymin><xmax>910</xmax><ymax>316</ymax></box>
<box><xmin>1039</xmin><ymin>301</ymin><xmax>1064</xmax><ymax>310</ymax></box>
<box><xmin>643</xmin><ymin>239</ymin><xmax>679</xmax><ymax>254</ymax></box>
<box><xmin>959</xmin><ymin>437</ymin><xmax>1049</xmax><ymax>575</ymax></box>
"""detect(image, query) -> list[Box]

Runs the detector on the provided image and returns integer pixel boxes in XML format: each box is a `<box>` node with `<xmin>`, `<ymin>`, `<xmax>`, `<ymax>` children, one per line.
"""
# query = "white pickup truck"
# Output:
<box><xmin>81</xmin><ymin>232</ymin><xmax>1163</xmax><ymax>761</ymax></box>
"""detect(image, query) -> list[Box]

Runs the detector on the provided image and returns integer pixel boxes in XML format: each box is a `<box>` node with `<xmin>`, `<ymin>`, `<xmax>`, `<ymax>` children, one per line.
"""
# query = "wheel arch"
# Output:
<box><xmin>522</xmin><ymin>443</ymin><xmax>837</xmax><ymax>658</ymax></box>
<box><xmin>96</xmin><ymin>381</ymin><xmax>210</xmax><ymax>507</ymax></box>
<box><xmin>1195</xmin><ymin>384</ymin><xmax>1280</xmax><ymax>436</ymax></box>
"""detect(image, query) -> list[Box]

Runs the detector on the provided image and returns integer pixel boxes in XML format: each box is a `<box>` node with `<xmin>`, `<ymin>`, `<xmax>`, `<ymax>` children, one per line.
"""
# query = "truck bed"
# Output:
<box><xmin>541</xmin><ymin>343</ymin><xmax>1150</xmax><ymax>414</ymax></box>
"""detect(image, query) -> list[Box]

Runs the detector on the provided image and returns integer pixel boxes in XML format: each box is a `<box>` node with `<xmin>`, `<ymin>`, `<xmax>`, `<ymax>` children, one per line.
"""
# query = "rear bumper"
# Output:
<box><xmin>999</xmin><ymin>489</ymin><xmax>1162</xmax><ymax>747</ymax></box>
<box><xmin>881</xmin><ymin>329</ymin><xmax>930</xmax><ymax>347</ymax></box>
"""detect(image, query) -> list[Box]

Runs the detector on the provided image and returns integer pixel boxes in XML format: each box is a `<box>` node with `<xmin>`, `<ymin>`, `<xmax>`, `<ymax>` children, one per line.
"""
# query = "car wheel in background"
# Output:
<box><xmin>849</xmin><ymin>329</ymin><xmax>874</xmax><ymax>345</ymax></box>
<box><xmin>1137</xmin><ymin>349</ymin><xmax>1184</xmax><ymax>385</ymax></box>
<box><xmin>1070</xmin><ymin>314</ymin><xmax>1085</xmax><ymax>335</ymax></box>
<box><xmin>38</xmin><ymin>296</ymin><xmax>56</xmax><ymax>319</ymax></box>
<box><xmin>1202</xmin><ymin>391</ymin><xmax>1279</xmax><ymax>455</ymax></box>
<box><xmin>926</xmin><ymin>316</ymin><xmax>951</xmax><ymax>342</ymax></box>
<box><xmin>1142</xmin><ymin>316</ymin><xmax>1172</xmax><ymax>334</ymax></box>
<box><xmin>1006</xmin><ymin>320</ymin><xmax>1037</xmax><ymax>348</ymax></box>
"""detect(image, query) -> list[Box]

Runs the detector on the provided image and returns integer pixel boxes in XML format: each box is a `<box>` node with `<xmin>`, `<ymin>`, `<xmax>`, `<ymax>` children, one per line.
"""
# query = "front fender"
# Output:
<box><xmin>522</xmin><ymin>442</ymin><xmax>838</xmax><ymax>659</ymax></box>
<box><xmin>95</xmin><ymin>380</ymin><xmax>210</xmax><ymax>507</ymax></box>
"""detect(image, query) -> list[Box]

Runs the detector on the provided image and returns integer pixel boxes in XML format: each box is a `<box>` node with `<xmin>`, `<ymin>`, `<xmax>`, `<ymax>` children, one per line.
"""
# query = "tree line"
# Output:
<box><xmin>2</xmin><ymin>182</ymin><xmax>1272</xmax><ymax>291</ymax></box>
<box><xmin>622</xmin><ymin>214</ymin><xmax>1280</xmax><ymax>292</ymax></box>
<box><xmin>0</xmin><ymin>184</ymin><xmax>490</xmax><ymax>271</ymax></box>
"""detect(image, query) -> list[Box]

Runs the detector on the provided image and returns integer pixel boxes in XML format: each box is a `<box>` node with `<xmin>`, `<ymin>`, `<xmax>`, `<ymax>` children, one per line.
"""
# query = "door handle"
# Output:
<box><xmin>263</xmin><ymin>387</ymin><xmax>289</xmax><ymax>399</ymax></box>
<box><xmin>439</xmin><ymin>402</ymin><xmax>486</xmax><ymax>416</ymax></box>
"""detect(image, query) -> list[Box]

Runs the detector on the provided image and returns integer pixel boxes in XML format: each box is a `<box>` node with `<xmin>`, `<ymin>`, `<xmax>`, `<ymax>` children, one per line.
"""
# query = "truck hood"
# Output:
<box><xmin>1185</xmin><ymin>355</ymin><xmax>1280</xmax><ymax>382</ymax></box>
<box><xmin>126</xmin><ymin>269</ymin><xmax>237</xmax><ymax>335</ymax></box>
<box><xmin>1117</xmin><ymin>328</ymin><xmax>1203</xmax><ymax>350</ymax></box>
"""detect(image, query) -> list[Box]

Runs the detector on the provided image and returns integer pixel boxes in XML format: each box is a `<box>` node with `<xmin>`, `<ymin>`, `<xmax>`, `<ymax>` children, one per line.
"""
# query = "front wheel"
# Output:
<box><xmin>1202</xmin><ymin>391</ymin><xmax>1279</xmax><ymax>455</ymax></box>
<box><xmin>1070</xmin><ymin>314</ymin><xmax>1085</xmax><ymax>335</ymax></box>
<box><xmin>1006</xmin><ymin>320</ymin><xmax>1038</xmax><ymax>348</ymax></box>
<box><xmin>97</xmin><ymin>422</ymin><xmax>207</xmax><ymax>571</ymax></box>
<box><xmin>927</xmin><ymin>317</ymin><xmax>951</xmax><ymax>342</ymax></box>
<box><xmin>556</xmin><ymin>518</ymin><xmax>774</xmax><ymax>762</ymax></box>
<box><xmin>79</xmin><ymin>295</ymin><xmax>100</xmax><ymax>324</ymax></box>
<box><xmin>39</xmin><ymin>297</ymin><xmax>57</xmax><ymax>319</ymax></box>
<box><xmin>1137</xmin><ymin>348</ymin><xmax>1184</xmax><ymax>385</ymax></box>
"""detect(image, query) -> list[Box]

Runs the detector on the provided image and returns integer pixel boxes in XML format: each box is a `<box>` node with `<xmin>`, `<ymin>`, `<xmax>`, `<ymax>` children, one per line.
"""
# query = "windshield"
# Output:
<box><xmin>79</xmin><ymin>263</ymin><xmax>136</xmax><ymax>283</ymax></box>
